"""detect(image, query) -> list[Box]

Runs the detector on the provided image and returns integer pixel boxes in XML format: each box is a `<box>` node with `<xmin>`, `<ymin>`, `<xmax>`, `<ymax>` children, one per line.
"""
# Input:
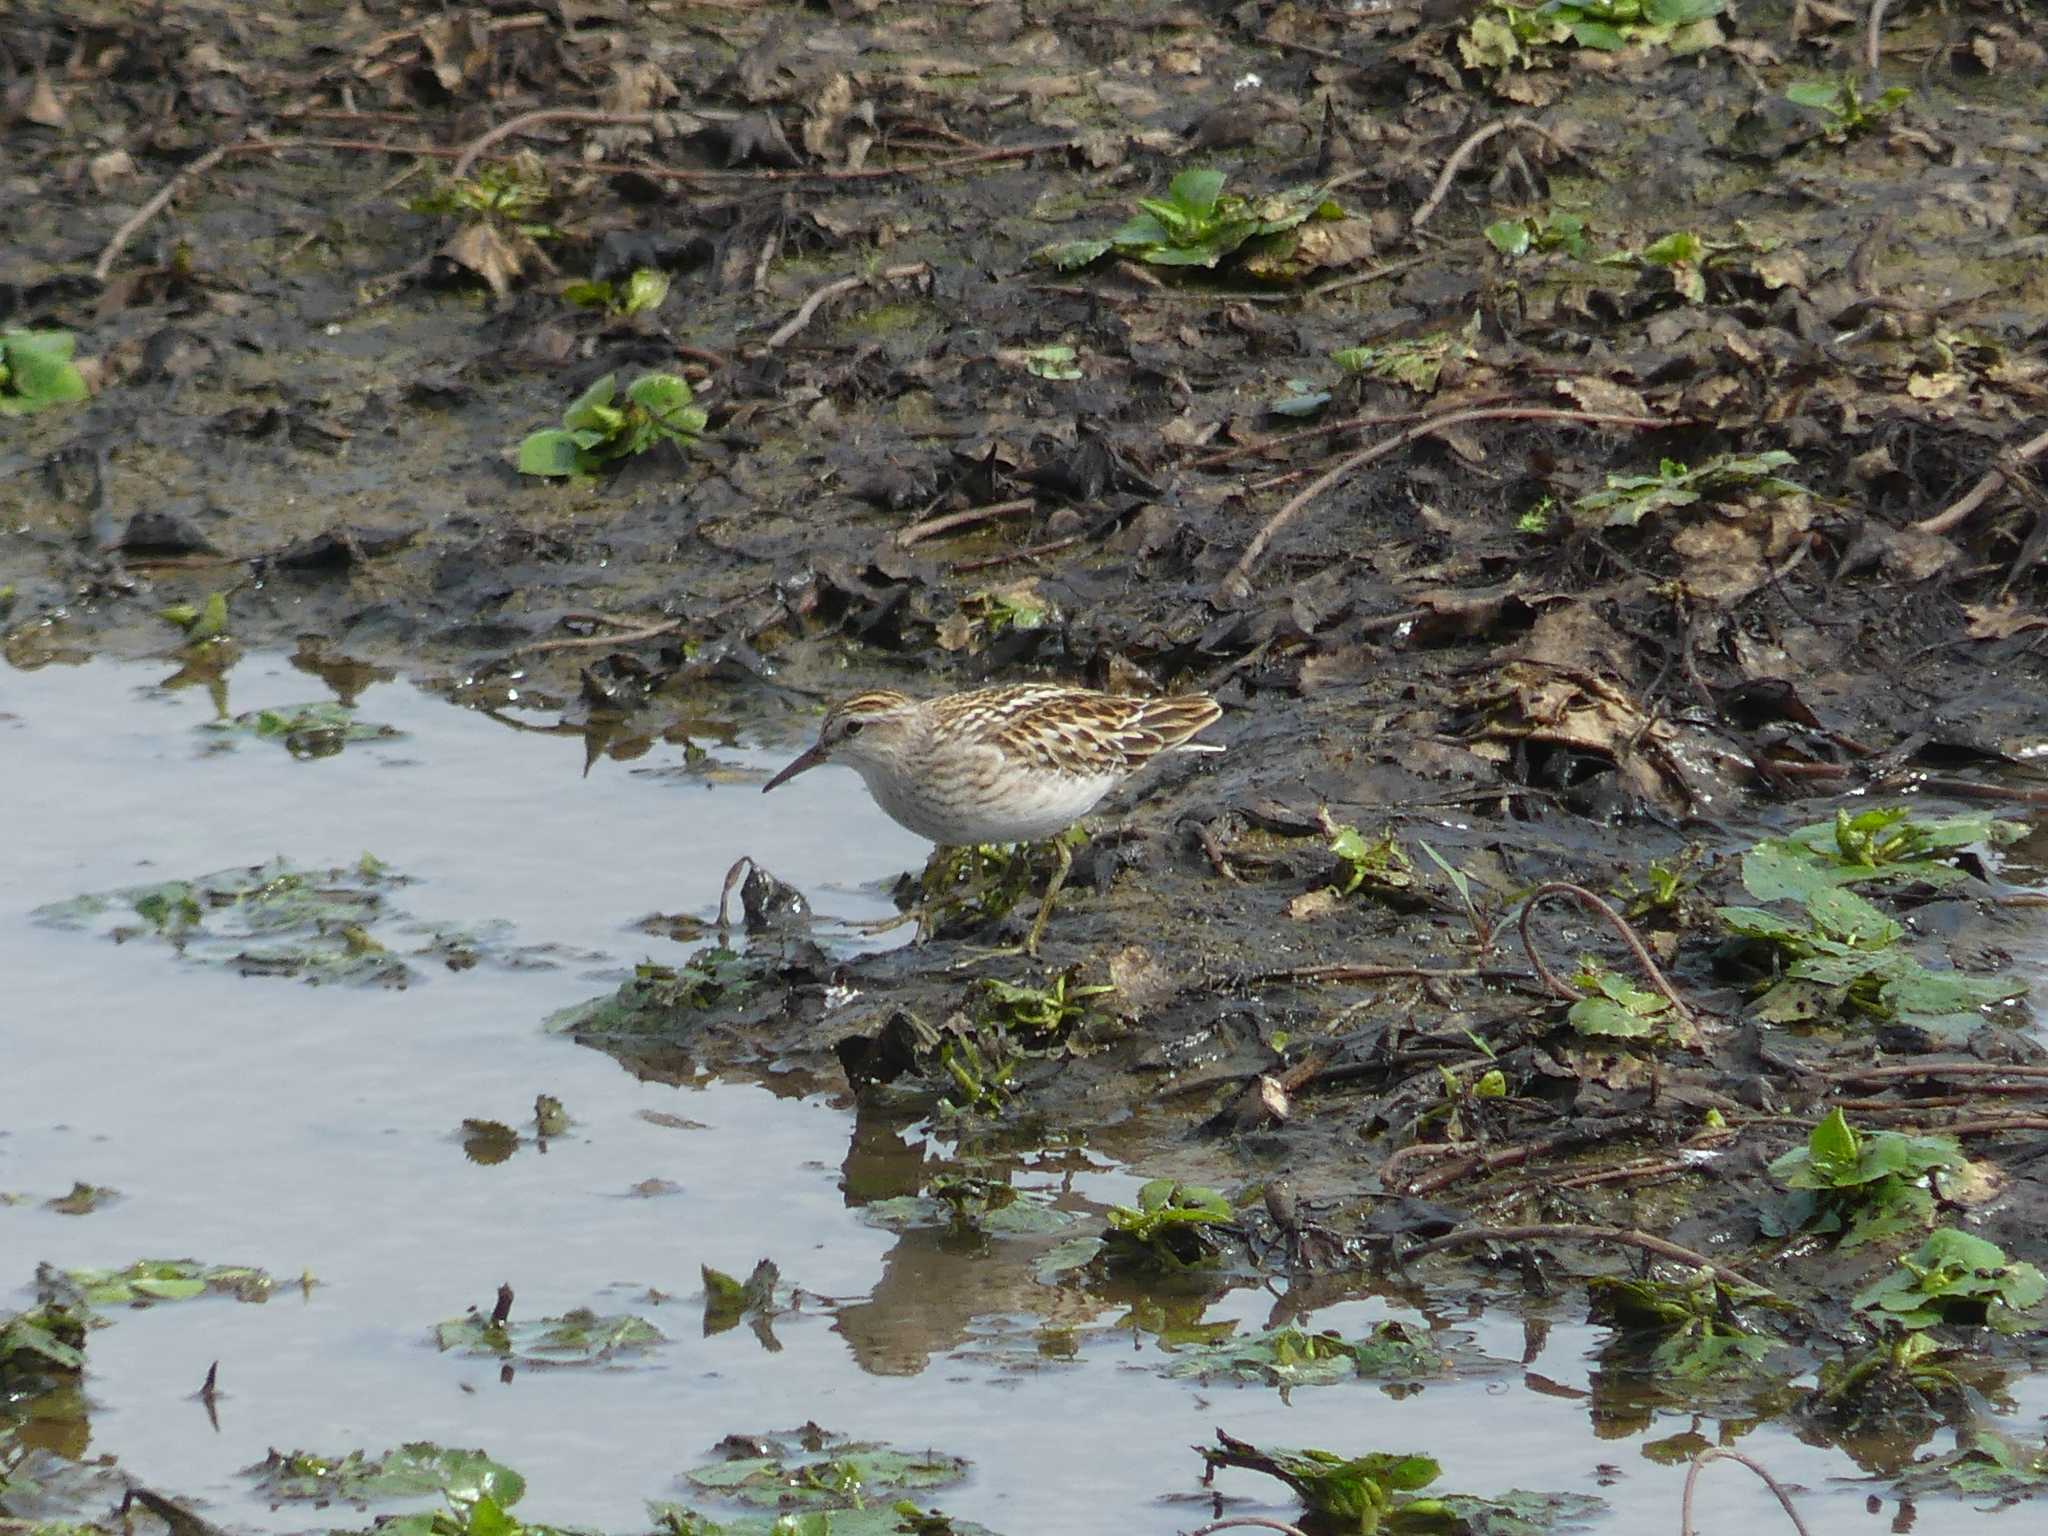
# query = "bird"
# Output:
<box><xmin>761</xmin><ymin>684</ymin><xmax>1223</xmax><ymax>955</ymax></box>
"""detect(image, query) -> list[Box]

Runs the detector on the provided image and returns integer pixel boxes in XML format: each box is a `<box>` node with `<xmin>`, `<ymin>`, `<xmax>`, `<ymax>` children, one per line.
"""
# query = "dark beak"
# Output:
<box><xmin>762</xmin><ymin>743</ymin><xmax>828</xmax><ymax>793</ymax></box>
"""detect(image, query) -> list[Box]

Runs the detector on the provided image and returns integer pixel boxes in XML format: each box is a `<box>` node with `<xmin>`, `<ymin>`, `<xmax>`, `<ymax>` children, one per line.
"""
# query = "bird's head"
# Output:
<box><xmin>761</xmin><ymin>691</ymin><xmax>917</xmax><ymax>792</ymax></box>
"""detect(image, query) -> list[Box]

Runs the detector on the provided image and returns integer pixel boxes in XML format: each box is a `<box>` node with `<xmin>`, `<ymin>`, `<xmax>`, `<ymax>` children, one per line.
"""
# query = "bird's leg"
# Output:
<box><xmin>1022</xmin><ymin>836</ymin><xmax>1073</xmax><ymax>958</ymax></box>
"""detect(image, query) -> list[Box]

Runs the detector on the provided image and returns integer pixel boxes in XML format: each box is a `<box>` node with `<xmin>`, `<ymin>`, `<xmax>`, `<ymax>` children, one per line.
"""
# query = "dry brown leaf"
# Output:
<box><xmin>1106</xmin><ymin>946</ymin><xmax>1179</xmax><ymax>1018</ymax></box>
<box><xmin>1882</xmin><ymin>527</ymin><xmax>1959</xmax><ymax>581</ymax></box>
<box><xmin>440</xmin><ymin>222</ymin><xmax>546</xmax><ymax>300</ymax></box>
<box><xmin>1285</xmin><ymin>887</ymin><xmax>1342</xmax><ymax>922</ymax></box>
<box><xmin>1962</xmin><ymin>601</ymin><xmax>2048</xmax><ymax>640</ymax></box>
<box><xmin>1557</xmin><ymin>375</ymin><xmax>1649</xmax><ymax>418</ymax></box>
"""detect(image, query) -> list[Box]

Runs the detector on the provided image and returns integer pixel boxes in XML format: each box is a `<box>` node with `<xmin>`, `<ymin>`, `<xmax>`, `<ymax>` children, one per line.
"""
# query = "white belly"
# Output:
<box><xmin>859</xmin><ymin>760</ymin><xmax>1118</xmax><ymax>846</ymax></box>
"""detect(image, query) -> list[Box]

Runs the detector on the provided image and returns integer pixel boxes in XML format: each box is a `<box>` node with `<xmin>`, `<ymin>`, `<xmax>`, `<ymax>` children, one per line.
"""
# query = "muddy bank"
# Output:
<box><xmin>6</xmin><ymin>0</ymin><xmax>2048</xmax><ymax>1523</ymax></box>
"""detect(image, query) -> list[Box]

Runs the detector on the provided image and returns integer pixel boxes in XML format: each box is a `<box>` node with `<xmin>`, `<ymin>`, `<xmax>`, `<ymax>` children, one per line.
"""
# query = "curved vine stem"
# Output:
<box><xmin>1517</xmin><ymin>880</ymin><xmax>1698</xmax><ymax>1028</ymax></box>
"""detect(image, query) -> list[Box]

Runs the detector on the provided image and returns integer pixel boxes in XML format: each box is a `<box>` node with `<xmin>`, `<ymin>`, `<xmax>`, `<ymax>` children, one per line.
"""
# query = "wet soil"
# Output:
<box><xmin>5</xmin><ymin>0</ymin><xmax>2048</xmax><ymax>1524</ymax></box>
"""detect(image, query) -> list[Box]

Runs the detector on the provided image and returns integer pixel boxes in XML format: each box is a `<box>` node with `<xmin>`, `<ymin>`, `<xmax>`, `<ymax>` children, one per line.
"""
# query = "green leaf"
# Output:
<box><xmin>1485</xmin><ymin>219</ymin><xmax>1532</xmax><ymax>256</ymax></box>
<box><xmin>1033</xmin><ymin>238</ymin><xmax>1115</xmax><ymax>270</ymax></box>
<box><xmin>1785</xmin><ymin>81</ymin><xmax>1846</xmax><ymax>110</ymax></box>
<box><xmin>517</xmin><ymin>429</ymin><xmax>587</xmax><ymax>477</ymax></box>
<box><xmin>561</xmin><ymin>280</ymin><xmax>615</xmax><ymax>309</ymax></box>
<box><xmin>1166</xmin><ymin>167</ymin><xmax>1227</xmax><ymax>217</ymax></box>
<box><xmin>1571</xmin><ymin>20</ymin><xmax>1627</xmax><ymax>48</ymax></box>
<box><xmin>0</xmin><ymin>330</ymin><xmax>90</xmax><ymax>414</ymax></box>
<box><xmin>562</xmin><ymin>373</ymin><xmax>619</xmax><ymax>431</ymax></box>
<box><xmin>622</xmin><ymin>267</ymin><xmax>671</xmax><ymax>314</ymax></box>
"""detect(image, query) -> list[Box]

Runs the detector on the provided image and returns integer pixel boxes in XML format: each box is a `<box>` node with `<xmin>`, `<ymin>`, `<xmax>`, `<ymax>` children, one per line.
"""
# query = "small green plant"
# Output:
<box><xmin>1484</xmin><ymin>210</ymin><xmax>1591</xmax><ymax>259</ymax></box>
<box><xmin>977</xmin><ymin>968</ymin><xmax>1113</xmax><ymax>1041</ymax></box>
<box><xmin>1854</xmin><ymin>1228</ymin><xmax>2046</xmax><ymax>1330</ymax></box>
<box><xmin>1321</xmin><ymin>818</ymin><xmax>1416</xmax><ymax>899</ymax></box>
<box><xmin>1170</xmin><ymin>1322</ymin><xmax>1449</xmax><ymax>1387</ymax></box>
<box><xmin>1566</xmin><ymin>962</ymin><xmax>1679</xmax><ymax>1039</ymax></box>
<box><xmin>1718</xmin><ymin>883</ymin><xmax>2026</xmax><ymax>1038</ymax></box>
<box><xmin>160</xmin><ymin>590</ymin><xmax>231</xmax><ymax>642</ymax></box>
<box><xmin>409</xmin><ymin>160</ymin><xmax>558</xmax><ymax>239</ymax></box>
<box><xmin>1814</xmin><ymin>1325</ymin><xmax>1970</xmax><ymax>1415</ymax></box>
<box><xmin>1035</xmin><ymin>168</ymin><xmax>1346</xmax><ymax>273</ymax></box>
<box><xmin>1588</xmin><ymin>1269</ymin><xmax>1775</xmax><ymax>1378</ymax></box>
<box><xmin>933</xmin><ymin>1021</ymin><xmax>1024</xmax><ymax>1117</ymax></box>
<box><xmin>1102</xmin><ymin>1179</ymin><xmax>1236</xmax><ymax>1269</ymax></box>
<box><xmin>1571</xmin><ymin>449</ymin><xmax>1801</xmax><ymax>528</ymax></box>
<box><xmin>0</xmin><ymin>330</ymin><xmax>90</xmax><ymax>415</ymax></box>
<box><xmin>1461</xmin><ymin>0</ymin><xmax>1725</xmax><ymax>70</ymax></box>
<box><xmin>1787</xmin><ymin>77</ymin><xmax>1911</xmax><ymax>140</ymax></box>
<box><xmin>1767</xmin><ymin>1109</ymin><xmax>1967</xmax><ymax>1248</ymax></box>
<box><xmin>1614</xmin><ymin>849</ymin><xmax>1699</xmax><ymax>920</ymax></box>
<box><xmin>561</xmin><ymin>267</ymin><xmax>670</xmax><ymax>316</ymax></box>
<box><xmin>516</xmin><ymin>371</ymin><xmax>706</xmax><ymax>478</ymax></box>
<box><xmin>1740</xmin><ymin>807</ymin><xmax>2024</xmax><ymax>903</ymax></box>
<box><xmin>1332</xmin><ymin>315</ymin><xmax>1479</xmax><ymax>394</ymax></box>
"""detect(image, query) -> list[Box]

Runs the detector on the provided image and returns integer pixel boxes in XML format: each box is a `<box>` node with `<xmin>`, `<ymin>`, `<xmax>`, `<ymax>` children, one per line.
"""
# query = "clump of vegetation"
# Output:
<box><xmin>434</xmin><ymin>1305</ymin><xmax>665</xmax><ymax>1364</ymax></box>
<box><xmin>561</xmin><ymin>266</ymin><xmax>669</xmax><ymax>316</ymax></box>
<box><xmin>1570</xmin><ymin>450</ymin><xmax>1801</xmax><ymax>528</ymax></box>
<box><xmin>1717</xmin><ymin>882</ymin><xmax>2026</xmax><ymax>1038</ymax></box>
<box><xmin>516</xmin><ymin>371</ymin><xmax>706</xmax><ymax>478</ymax></box>
<box><xmin>1787</xmin><ymin>77</ymin><xmax>1911</xmax><ymax>140</ymax></box>
<box><xmin>0</xmin><ymin>329</ymin><xmax>90</xmax><ymax>415</ymax></box>
<box><xmin>1323</xmin><ymin>819</ymin><xmax>1418</xmax><ymax>900</ymax></box>
<box><xmin>160</xmin><ymin>590</ymin><xmax>232</xmax><ymax>643</ymax></box>
<box><xmin>1565</xmin><ymin>962</ymin><xmax>1683</xmax><ymax>1039</ymax></box>
<box><xmin>1484</xmin><ymin>210</ymin><xmax>1591</xmax><ymax>259</ymax></box>
<box><xmin>409</xmin><ymin>156</ymin><xmax>561</xmax><ymax>299</ymax></box>
<box><xmin>1461</xmin><ymin>0</ymin><xmax>1726</xmax><ymax>73</ymax></box>
<box><xmin>1035</xmin><ymin>168</ymin><xmax>1360</xmax><ymax>279</ymax></box>
<box><xmin>1332</xmin><ymin>316</ymin><xmax>1480</xmax><ymax>395</ymax></box>
<box><xmin>1100</xmin><ymin>1180</ymin><xmax>1237</xmax><ymax>1270</ymax></box>
<box><xmin>1169</xmin><ymin>1322</ymin><xmax>1449</xmax><ymax>1387</ymax></box>
<box><xmin>1853</xmin><ymin>1229</ymin><xmax>2045</xmax><ymax>1331</ymax></box>
<box><xmin>1587</xmin><ymin>1269</ymin><xmax>1777</xmax><ymax>1378</ymax></box>
<box><xmin>1767</xmin><ymin>1109</ymin><xmax>1969</xmax><ymax>1248</ymax></box>
<box><xmin>1740</xmin><ymin>807</ymin><xmax>2023</xmax><ymax>901</ymax></box>
<box><xmin>976</xmin><ymin>969</ymin><xmax>1113</xmax><ymax>1041</ymax></box>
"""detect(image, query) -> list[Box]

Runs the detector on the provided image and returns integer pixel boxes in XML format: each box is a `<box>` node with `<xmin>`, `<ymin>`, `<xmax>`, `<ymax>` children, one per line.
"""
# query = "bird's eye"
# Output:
<box><xmin>841</xmin><ymin>720</ymin><xmax>865</xmax><ymax>737</ymax></box>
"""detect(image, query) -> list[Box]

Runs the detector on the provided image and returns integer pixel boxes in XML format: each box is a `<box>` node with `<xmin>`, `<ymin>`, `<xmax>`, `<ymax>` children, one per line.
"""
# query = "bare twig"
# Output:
<box><xmin>1681</xmin><ymin>1448</ymin><xmax>1813</xmax><ymax>1536</ymax></box>
<box><xmin>1865</xmin><ymin>0</ymin><xmax>1894</xmax><ymax>75</ymax></box>
<box><xmin>895</xmin><ymin>497</ymin><xmax>1035</xmax><ymax>548</ymax></box>
<box><xmin>505</xmin><ymin>619</ymin><xmax>684</xmax><ymax>658</ymax></box>
<box><xmin>452</xmin><ymin>108</ymin><xmax>663</xmax><ymax>180</ymax></box>
<box><xmin>1412</xmin><ymin>117</ymin><xmax>1583</xmax><ymax>233</ymax></box>
<box><xmin>95</xmin><ymin>141</ymin><xmax>245</xmax><ymax>281</ymax></box>
<box><xmin>1185</xmin><ymin>1519</ymin><xmax>1311</xmax><ymax>1536</ymax></box>
<box><xmin>1517</xmin><ymin>881</ymin><xmax>1698</xmax><ymax>1027</ymax></box>
<box><xmin>948</xmin><ymin>531</ymin><xmax>1091</xmax><ymax>575</ymax></box>
<box><xmin>1220</xmin><ymin>405</ymin><xmax>1673</xmax><ymax>596</ymax></box>
<box><xmin>763</xmin><ymin>263</ymin><xmax>930</xmax><ymax>350</ymax></box>
<box><xmin>1398</xmin><ymin>1222</ymin><xmax>1773</xmax><ymax>1293</ymax></box>
<box><xmin>1820</xmin><ymin>1062</ymin><xmax>2048</xmax><ymax>1085</ymax></box>
<box><xmin>1913</xmin><ymin>425</ymin><xmax>2048</xmax><ymax>535</ymax></box>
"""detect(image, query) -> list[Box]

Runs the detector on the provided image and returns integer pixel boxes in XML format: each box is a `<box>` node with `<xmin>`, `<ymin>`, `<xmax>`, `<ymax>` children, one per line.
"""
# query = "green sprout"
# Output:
<box><xmin>1787</xmin><ymin>77</ymin><xmax>1911</xmax><ymax>140</ymax></box>
<box><xmin>1853</xmin><ymin>1228</ymin><xmax>2046</xmax><ymax>1330</ymax></box>
<box><xmin>1571</xmin><ymin>449</ymin><xmax>1801</xmax><ymax>528</ymax></box>
<box><xmin>0</xmin><ymin>330</ymin><xmax>90</xmax><ymax>416</ymax></box>
<box><xmin>1331</xmin><ymin>316</ymin><xmax>1479</xmax><ymax>394</ymax></box>
<box><xmin>409</xmin><ymin>161</ymin><xmax>557</xmax><ymax>239</ymax></box>
<box><xmin>516</xmin><ymin>371</ymin><xmax>706</xmax><ymax>478</ymax></box>
<box><xmin>561</xmin><ymin>267</ymin><xmax>670</xmax><ymax>316</ymax></box>
<box><xmin>1767</xmin><ymin>1109</ymin><xmax>1967</xmax><ymax>1248</ymax></box>
<box><xmin>1035</xmin><ymin>168</ymin><xmax>1346</xmax><ymax>273</ymax></box>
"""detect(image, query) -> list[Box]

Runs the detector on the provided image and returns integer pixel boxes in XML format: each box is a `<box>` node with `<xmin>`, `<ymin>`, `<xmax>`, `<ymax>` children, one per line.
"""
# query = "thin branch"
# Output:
<box><xmin>1681</xmin><ymin>1448</ymin><xmax>1813</xmax><ymax>1536</ymax></box>
<box><xmin>1220</xmin><ymin>405</ymin><xmax>1674</xmax><ymax>596</ymax></box>
<box><xmin>1864</xmin><ymin>0</ymin><xmax>1894</xmax><ymax>76</ymax></box>
<box><xmin>1185</xmin><ymin>1520</ymin><xmax>1311</xmax><ymax>1536</ymax></box>
<box><xmin>1397</xmin><ymin>1222</ymin><xmax>1773</xmax><ymax>1294</ymax></box>
<box><xmin>1412</xmin><ymin>117</ymin><xmax>1583</xmax><ymax>233</ymax></box>
<box><xmin>505</xmin><ymin>619</ymin><xmax>684</xmax><ymax>658</ymax></box>
<box><xmin>895</xmin><ymin>497</ymin><xmax>1036</xmax><ymax>548</ymax></box>
<box><xmin>947</xmin><ymin>530</ymin><xmax>1090</xmax><ymax>575</ymax></box>
<box><xmin>452</xmin><ymin>108</ymin><xmax>663</xmax><ymax>181</ymax></box>
<box><xmin>95</xmin><ymin>141</ymin><xmax>245</xmax><ymax>281</ymax></box>
<box><xmin>1913</xmin><ymin>424</ymin><xmax>2048</xmax><ymax>535</ymax></box>
<box><xmin>1517</xmin><ymin>880</ymin><xmax>1699</xmax><ymax>1027</ymax></box>
<box><xmin>763</xmin><ymin>263</ymin><xmax>931</xmax><ymax>350</ymax></box>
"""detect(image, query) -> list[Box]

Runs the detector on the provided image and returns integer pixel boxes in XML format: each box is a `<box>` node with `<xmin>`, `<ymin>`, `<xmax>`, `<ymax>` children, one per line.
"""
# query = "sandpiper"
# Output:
<box><xmin>761</xmin><ymin>684</ymin><xmax>1223</xmax><ymax>954</ymax></box>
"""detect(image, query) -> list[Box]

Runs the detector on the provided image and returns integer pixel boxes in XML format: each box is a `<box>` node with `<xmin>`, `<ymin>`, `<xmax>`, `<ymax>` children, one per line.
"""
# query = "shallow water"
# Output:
<box><xmin>1</xmin><ymin>654</ymin><xmax>2023</xmax><ymax>1535</ymax></box>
